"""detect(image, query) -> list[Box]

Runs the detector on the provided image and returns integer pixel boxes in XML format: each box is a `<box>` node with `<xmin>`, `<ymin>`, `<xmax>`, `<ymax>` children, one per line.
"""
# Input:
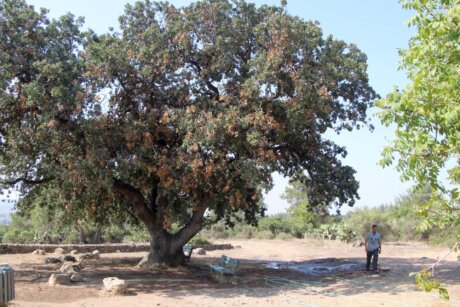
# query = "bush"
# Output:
<box><xmin>188</xmin><ymin>235</ymin><xmax>211</xmax><ymax>245</ymax></box>
<box><xmin>255</xmin><ymin>230</ymin><xmax>276</xmax><ymax>239</ymax></box>
<box><xmin>276</xmin><ymin>232</ymin><xmax>294</xmax><ymax>240</ymax></box>
<box><xmin>233</xmin><ymin>225</ymin><xmax>255</xmax><ymax>239</ymax></box>
<box><xmin>258</xmin><ymin>215</ymin><xmax>291</xmax><ymax>236</ymax></box>
<box><xmin>3</xmin><ymin>229</ymin><xmax>35</xmax><ymax>243</ymax></box>
<box><xmin>428</xmin><ymin>228</ymin><xmax>459</xmax><ymax>247</ymax></box>
<box><xmin>201</xmin><ymin>224</ymin><xmax>231</xmax><ymax>239</ymax></box>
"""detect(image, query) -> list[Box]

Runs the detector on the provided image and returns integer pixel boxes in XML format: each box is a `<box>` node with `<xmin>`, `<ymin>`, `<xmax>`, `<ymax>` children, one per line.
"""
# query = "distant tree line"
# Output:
<box><xmin>0</xmin><ymin>182</ymin><xmax>456</xmax><ymax>247</ymax></box>
<box><xmin>198</xmin><ymin>182</ymin><xmax>458</xmax><ymax>246</ymax></box>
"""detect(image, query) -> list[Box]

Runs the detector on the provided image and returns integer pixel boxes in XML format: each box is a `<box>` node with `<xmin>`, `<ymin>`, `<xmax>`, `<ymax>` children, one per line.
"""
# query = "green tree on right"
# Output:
<box><xmin>376</xmin><ymin>0</ymin><xmax>459</xmax><ymax>300</ymax></box>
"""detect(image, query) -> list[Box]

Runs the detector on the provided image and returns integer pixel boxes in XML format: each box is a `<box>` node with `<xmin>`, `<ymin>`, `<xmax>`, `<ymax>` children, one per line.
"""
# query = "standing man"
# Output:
<box><xmin>365</xmin><ymin>224</ymin><xmax>382</xmax><ymax>272</ymax></box>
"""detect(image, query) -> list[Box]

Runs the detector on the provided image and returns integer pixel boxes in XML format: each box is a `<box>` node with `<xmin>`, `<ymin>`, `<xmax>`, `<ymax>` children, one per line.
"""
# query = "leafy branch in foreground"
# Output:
<box><xmin>410</xmin><ymin>270</ymin><xmax>449</xmax><ymax>300</ymax></box>
<box><xmin>377</xmin><ymin>0</ymin><xmax>459</xmax><ymax>299</ymax></box>
<box><xmin>377</xmin><ymin>0</ymin><xmax>459</xmax><ymax>211</ymax></box>
<box><xmin>410</xmin><ymin>241</ymin><xmax>459</xmax><ymax>300</ymax></box>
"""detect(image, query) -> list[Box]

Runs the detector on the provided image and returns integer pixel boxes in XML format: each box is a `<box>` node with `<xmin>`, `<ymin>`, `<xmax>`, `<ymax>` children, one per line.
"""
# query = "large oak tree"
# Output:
<box><xmin>0</xmin><ymin>0</ymin><xmax>377</xmax><ymax>267</ymax></box>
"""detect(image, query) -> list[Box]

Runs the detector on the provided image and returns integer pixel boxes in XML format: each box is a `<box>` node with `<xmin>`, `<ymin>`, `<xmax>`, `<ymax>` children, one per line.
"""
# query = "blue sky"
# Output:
<box><xmin>22</xmin><ymin>0</ymin><xmax>416</xmax><ymax>215</ymax></box>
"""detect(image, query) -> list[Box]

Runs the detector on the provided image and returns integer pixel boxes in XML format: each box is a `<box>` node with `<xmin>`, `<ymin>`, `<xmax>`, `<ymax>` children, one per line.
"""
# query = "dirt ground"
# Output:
<box><xmin>3</xmin><ymin>239</ymin><xmax>460</xmax><ymax>307</ymax></box>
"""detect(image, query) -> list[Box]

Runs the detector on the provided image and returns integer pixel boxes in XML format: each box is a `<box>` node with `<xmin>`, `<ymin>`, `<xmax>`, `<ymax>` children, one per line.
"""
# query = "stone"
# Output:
<box><xmin>70</xmin><ymin>250</ymin><xmax>78</xmax><ymax>255</ymax></box>
<box><xmin>353</xmin><ymin>240</ymin><xmax>363</xmax><ymax>247</ymax></box>
<box><xmin>77</xmin><ymin>253</ymin><xmax>100</xmax><ymax>261</ymax></box>
<box><xmin>59</xmin><ymin>261</ymin><xmax>81</xmax><ymax>274</ymax></box>
<box><xmin>193</xmin><ymin>248</ymin><xmax>206</xmax><ymax>255</ymax></box>
<box><xmin>70</xmin><ymin>273</ymin><xmax>84</xmax><ymax>282</ymax></box>
<box><xmin>32</xmin><ymin>249</ymin><xmax>45</xmax><ymax>255</ymax></box>
<box><xmin>54</xmin><ymin>247</ymin><xmax>66</xmax><ymax>254</ymax></box>
<box><xmin>61</xmin><ymin>255</ymin><xmax>77</xmax><ymax>262</ymax></box>
<box><xmin>103</xmin><ymin>277</ymin><xmax>127</xmax><ymax>295</ymax></box>
<box><xmin>48</xmin><ymin>273</ymin><xmax>71</xmax><ymax>286</ymax></box>
<box><xmin>92</xmin><ymin>250</ymin><xmax>100</xmax><ymax>255</ymax></box>
<box><xmin>44</xmin><ymin>257</ymin><xmax>62</xmax><ymax>264</ymax></box>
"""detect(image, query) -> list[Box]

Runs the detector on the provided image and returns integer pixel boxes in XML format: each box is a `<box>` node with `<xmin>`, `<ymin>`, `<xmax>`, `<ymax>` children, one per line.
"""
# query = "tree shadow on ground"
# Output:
<box><xmin>12</xmin><ymin>254</ymin><xmax>460</xmax><ymax>302</ymax></box>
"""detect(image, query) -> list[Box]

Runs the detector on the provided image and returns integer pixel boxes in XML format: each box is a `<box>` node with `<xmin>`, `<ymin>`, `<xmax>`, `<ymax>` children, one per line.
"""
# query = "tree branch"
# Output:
<box><xmin>0</xmin><ymin>177</ymin><xmax>51</xmax><ymax>186</ymax></box>
<box><xmin>189</xmin><ymin>58</ymin><xmax>221</xmax><ymax>101</ymax></box>
<box><xmin>172</xmin><ymin>197</ymin><xmax>209</xmax><ymax>249</ymax></box>
<box><xmin>112</xmin><ymin>179</ymin><xmax>155</xmax><ymax>225</ymax></box>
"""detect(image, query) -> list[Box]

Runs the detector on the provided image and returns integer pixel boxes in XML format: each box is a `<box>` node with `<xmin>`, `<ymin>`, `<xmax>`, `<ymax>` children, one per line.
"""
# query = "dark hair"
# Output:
<box><xmin>372</xmin><ymin>224</ymin><xmax>377</xmax><ymax>228</ymax></box>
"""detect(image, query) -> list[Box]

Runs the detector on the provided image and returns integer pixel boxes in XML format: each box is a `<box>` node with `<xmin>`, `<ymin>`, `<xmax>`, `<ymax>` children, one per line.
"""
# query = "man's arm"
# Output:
<box><xmin>379</xmin><ymin>237</ymin><xmax>382</xmax><ymax>254</ymax></box>
<box><xmin>364</xmin><ymin>235</ymin><xmax>368</xmax><ymax>252</ymax></box>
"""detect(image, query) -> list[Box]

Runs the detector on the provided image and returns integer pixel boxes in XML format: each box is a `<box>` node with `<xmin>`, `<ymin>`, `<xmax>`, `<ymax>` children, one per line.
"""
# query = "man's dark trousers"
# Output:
<box><xmin>366</xmin><ymin>249</ymin><xmax>379</xmax><ymax>271</ymax></box>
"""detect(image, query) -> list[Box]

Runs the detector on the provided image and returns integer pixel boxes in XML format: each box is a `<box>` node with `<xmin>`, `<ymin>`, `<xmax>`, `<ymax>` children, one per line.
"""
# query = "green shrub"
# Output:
<box><xmin>428</xmin><ymin>228</ymin><xmax>459</xmax><ymax>247</ymax></box>
<box><xmin>201</xmin><ymin>224</ymin><xmax>231</xmax><ymax>239</ymax></box>
<box><xmin>255</xmin><ymin>230</ymin><xmax>276</xmax><ymax>239</ymax></box>
<box><xmin>123</xmin><ymin>227</ymin><xmax>149</xmax><ymax>243</ymax></box>
<box><xmin>188</xmin><ymin>235</ymin><xmax>211</xmax><ymax>245</ymax></box>
<box><xmin>233</xmin><ymin>225</ymin><xmax>255</xmax><ymax>239</ymax></box>
<box><xmin>276</xmin><ymin>232</ymin><xmax>294</xmax><ymax>240</ymax></box>
<box><xmin>258</xmin><ymin>215</ymin><xmax>291</xmax><ymax>236</ymax></box>
<box><xmin>3</xmin><ymin>229</ymin><xmax>35</xmax><ymax>243</ymax></box>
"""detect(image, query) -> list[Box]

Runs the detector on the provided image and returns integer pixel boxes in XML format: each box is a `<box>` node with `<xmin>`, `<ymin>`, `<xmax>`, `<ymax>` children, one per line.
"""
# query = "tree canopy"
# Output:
<box><xmin>0</xmin><ymin>0</ymin><xmax>377</xmax><ymax>266</ymax></box>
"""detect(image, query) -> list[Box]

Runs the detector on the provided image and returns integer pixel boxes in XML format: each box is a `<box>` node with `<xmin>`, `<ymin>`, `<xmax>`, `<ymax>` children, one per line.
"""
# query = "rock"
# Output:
<box><xmin>48</xmin><ymin>273</ymin><xmax>71</xmax><ymax>286</ymax></box>
<box><xmin>103</xmin><ymin>277</ymin><xmax>127</xmax><ymax>295</ymax></box>
<box><xmin>92</xmin><ymin>250</ymin><xmax>100</xmax><ymax>256</ymax></box>
<box><xmin>352</xmin><ymin>240</ymin><xmax>363</xmax><ymax>247</ymax></box>
<box><xmin>60</xmin><ymin>261</ymin><xmax>81</xmax><ymax>274</ymax></box>
<box><xmin>54</xmin><ymin>247</ymin><xmax>66</xmax><ymax>255</ymax></box>
<box><xmin>193</xmin><ymin>248</ymin><xmax>206</xmax><ymax>255</ymax></box>
<box><xmin>32</xmin><ymin>249</ymin><xmax>45</xmax><ymax>255</ymax></box>
<box><xmin>77</xmin><ymin>253</ymin><xmax>100</xmax><ymax>261</ymax></box>
<box><xmin>61</xmin><ymin>255</ymin><xmax>77</xmax><ymax>262</ymax></box>
<box><xmin>45</xmin><ymin>257</ymin><xmax>62</xmax><ymax>264</ymax></box>
<box><xmin>70</xmin><ymin>273</ymin><xmax>84</xmax><ymax>282</ymax></box>
<box><xmin>70</xmin><ymin>250</ymin><xmax>78</xmax><ymax>255</ymax></box>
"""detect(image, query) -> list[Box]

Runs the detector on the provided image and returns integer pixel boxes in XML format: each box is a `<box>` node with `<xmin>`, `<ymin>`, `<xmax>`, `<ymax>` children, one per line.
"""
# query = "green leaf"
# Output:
<box><xmin>439</xmin><ymin>287</ymin><xmax>449</xmax><ymax>300</ymax></box>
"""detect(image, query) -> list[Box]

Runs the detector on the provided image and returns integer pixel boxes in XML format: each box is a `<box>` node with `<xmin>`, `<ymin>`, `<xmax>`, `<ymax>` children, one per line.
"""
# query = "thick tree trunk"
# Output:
<box><xmin>113</xmin><ymin>180</ymin><xmax>207</xmax><ymax>269</ymax></box>
<box><xmin>137</xmin><ymin>230</ymin><xmax>186</xmax><ymax>269</ymax></box>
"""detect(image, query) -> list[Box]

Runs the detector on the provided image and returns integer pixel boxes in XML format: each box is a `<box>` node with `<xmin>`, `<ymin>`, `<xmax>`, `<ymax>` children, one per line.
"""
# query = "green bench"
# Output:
<box><xmin>183</xmin><ymin>245</ymin><xmax>194</xmax><ymax>263</ymax></box>
<box><xmin>209</xmin><ymin>255</ymin><xmax>239</xmax><ymax>283</ymax></box>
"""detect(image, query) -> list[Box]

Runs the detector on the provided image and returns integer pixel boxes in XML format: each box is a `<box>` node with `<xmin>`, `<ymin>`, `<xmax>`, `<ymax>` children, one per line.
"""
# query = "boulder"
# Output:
<box><xmin>193</xmin><ymin>247</ymin><xmax>206</xmax><ymax>255</ymax></box>
<box><xmin>54</xmin><ymin>247</ymin><xmax>66</xmax><ymax>255</ymax></box>
<box><xmin>92</xmin><ymin>250</ymin><xmax>100</xmax><ymax>256</ymax></box>
<box><xmin>48</xmin><ymin>273</ymin><xmax>71</xmax><ymax>286</ymax></box>
<box><xmin>70</xmin><ymin>273</ymin><xmax>84</xmax><ymax>282</ymax></box>
<box><xmin>44</xmin><ymin>257</ymin><xmax>62</xmax><ymax>264</ymax></box>
<box><xmin>61</xmin><ymin>255</ymin><xmax>77</xmax><ymax>262</ymax></box>
<box><xmin>352</xmin><ymin>240</ymin><xmax>363</xmax><ymax>247</ymax></box>
<box><xmin>70</xmin><ymin>250</ymin><xmax>78</xmax><ymax>255</ymax></box>
<box><xmin>103</xmin><ymin>277</ymin><xmax>127</xmax><ymax>295</ymax></box>
<box><xmin>77</xmin><ymin>253</ymin><xmax>100</xmax><ymax>261</ymax></box>
<box><xmin>193</xmin><ymin>248</ymin><xmax>206</xmax><ymax>255</ymax></box>
<box><xmin>32</xmin><ymin>249</ymin><xmax>45</xmax><ymax>255</ymax></box>
<box><xmin>60</xmin><ymin>261</ymin><xmax>81</xmax><ymax>274</ymax></box>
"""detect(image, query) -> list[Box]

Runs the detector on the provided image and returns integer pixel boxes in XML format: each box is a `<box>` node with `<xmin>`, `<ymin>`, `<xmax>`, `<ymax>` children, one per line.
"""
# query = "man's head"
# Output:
<box><xmin>372</xmin><ymin>224</ymin><xmax>377</xmax><ymax>233</ymax></box>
